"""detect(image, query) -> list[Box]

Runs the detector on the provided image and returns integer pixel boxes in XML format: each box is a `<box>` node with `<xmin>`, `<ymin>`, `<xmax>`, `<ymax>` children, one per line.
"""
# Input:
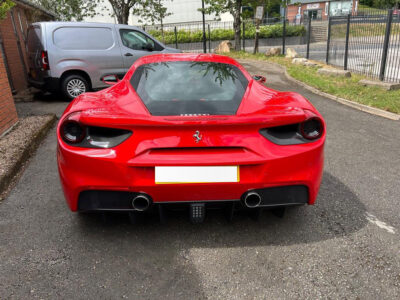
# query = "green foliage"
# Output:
<box><xmin>102</xmin><ymin>0</ymin><xmax>142</xmax><ymax>24</ymax></box>
<box><xmin>135</xmin><ymin>0</ymin><xmax>171</xmax><ymax>25</ymax></box>
<box><xmin>225</xmin><ymin>52</ymin><xmax>400</xmax><ymax>114</ymax></box>
<box><xmin>148</xmin><ymin>24</ymin><xmax>305</xmax><ymax>45</ymax></box>
<box><xmin>360</xmin><ymin>0</ymin><xmax>399</xmax><ymax>9</ymax></box>
<box><xmin>34</xmin><ymin>0</ymin><xmax>97</xmax><ymax>21</ymax></box>
<box><xmin>0</xmin><ymin>0</ymin><xmax>15</xmax><ymax>20</ymax></box>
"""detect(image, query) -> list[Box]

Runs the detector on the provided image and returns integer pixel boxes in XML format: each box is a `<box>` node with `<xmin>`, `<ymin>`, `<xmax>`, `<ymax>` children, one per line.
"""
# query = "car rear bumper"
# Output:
<box><xmin>28</xmin><ymin>76</ymin><xmax>59</xmax><ymax>93</ymax></box>
<box><xmin>77</xmin><ymin>185</ymin><xmax>309</xmax><ymax>212</ymax></box>
<box><xmin>57</xmin><ymin>141</ymin><xmax>324</xmax><ymax>212</ymax></box>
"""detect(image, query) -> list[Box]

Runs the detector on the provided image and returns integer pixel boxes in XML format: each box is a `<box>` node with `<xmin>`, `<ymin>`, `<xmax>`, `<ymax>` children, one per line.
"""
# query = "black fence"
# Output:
<box><xmin>143</xmin><ymin>19</ymin><xmax>306</xmax><ymax>53</ymax></box>
<box><xmin>143</xmin><ymin>9</ymin><xmax>400</xmax><ymax>83</ymax></box>
<box><xmin>324</xmin><ymin>10</ymin><xmax>400</xmax><ymax>82</ymax></box>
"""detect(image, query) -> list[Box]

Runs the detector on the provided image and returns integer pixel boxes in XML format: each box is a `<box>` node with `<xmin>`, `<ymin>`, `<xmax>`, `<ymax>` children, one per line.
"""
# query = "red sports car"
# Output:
<box><xmin>57</xmin><ymin>53</ymin><xmax>325</xmax><ymax>223</ymax></box>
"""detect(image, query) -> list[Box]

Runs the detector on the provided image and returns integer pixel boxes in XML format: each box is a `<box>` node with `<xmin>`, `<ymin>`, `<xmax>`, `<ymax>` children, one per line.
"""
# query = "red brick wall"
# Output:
<box><xmin>0</xmin><ymin>56</ymin><xmax>18</xmax><ymax>136</ymax></box>
<box><xmin>0</xmin><ymin>8</ymin><xmax>28</xmax><ymax>92</ymax></box>
<box><xmin>287</xmin><ymin>2</ymin><xmax>329</xmax><ymax>23</ymax></box>
<box><xmin>287</xmin><ymin>1</ymin><xmax>358</xmax><ymax>23</ymax></box>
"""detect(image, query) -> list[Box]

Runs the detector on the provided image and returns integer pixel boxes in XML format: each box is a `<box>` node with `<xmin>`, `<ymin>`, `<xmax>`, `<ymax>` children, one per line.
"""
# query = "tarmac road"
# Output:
<box><xmin>1</xmin><ymin>61</ymin><xmax>399</xmax><ymax>299</ymax></box>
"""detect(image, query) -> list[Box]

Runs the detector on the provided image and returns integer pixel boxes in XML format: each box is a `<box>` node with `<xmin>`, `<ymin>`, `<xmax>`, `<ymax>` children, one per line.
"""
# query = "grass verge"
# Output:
<box><xmin>225</xmin><ymin>51</ymin><xmax>400</xmax><ymax>114</ymax></box>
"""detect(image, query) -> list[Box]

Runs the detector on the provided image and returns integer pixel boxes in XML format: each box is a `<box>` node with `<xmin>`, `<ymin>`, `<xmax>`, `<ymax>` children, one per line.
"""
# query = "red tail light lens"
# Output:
<box><xmin>59</xmin><ymin>112</ymin><xmax>132</xmax><ymax>148</ymax></box>
<box><xmin>41</xmin><ymin>51</ymin><xmax>49</xmax><ymax>70</ymax></box>
<box><xmin>61</xmin><ymin>120</ymin><xmax>85</xmax><ymax>144</ymax></box>
<box><xmin>300</xmin><ymin>117</ymin><xmax>323</xmax><ymax>140</ymax></box>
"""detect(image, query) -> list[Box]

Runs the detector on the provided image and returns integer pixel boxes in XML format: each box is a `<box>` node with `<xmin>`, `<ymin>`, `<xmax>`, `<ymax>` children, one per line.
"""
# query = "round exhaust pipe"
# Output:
<box><xmin>243</xmin><ymin>192</ymin><xmax>262</xmax><ymax>208</ymax></box>
<box><xmin>132</xmin><ymin>194</ymin><xmax>151</xmax><ymax>211</ymax></box>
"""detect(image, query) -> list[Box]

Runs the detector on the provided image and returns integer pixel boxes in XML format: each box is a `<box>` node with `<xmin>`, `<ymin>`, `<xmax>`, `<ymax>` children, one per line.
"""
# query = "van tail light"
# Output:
<box><xmin>41</xmin><ymin>51</ymin><xmax>49</xmax><ymax>70</ymax></box>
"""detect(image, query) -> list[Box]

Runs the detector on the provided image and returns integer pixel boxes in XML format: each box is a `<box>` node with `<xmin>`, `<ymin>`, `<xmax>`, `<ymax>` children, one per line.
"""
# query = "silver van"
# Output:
<box><xmin>27</xmin><ymin>22</ymin><xmax>180</xmax><ymax>99</ymax></box>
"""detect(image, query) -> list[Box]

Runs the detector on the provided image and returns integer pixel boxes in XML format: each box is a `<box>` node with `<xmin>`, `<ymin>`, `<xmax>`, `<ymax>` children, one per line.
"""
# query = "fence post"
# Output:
<box><xmin>306</xmin><ymin>18</ymin><xmax>311</xmax><ymax>59</ymax></box>
<box><xmin>344</xmin><ymin>14</ymin><xmax>350</xmax><ymax>70</ymax></box>
<box><xmin>201</xmin><ymin>0</ymin><xmax>207</xmax><ymax>53</ymax></box>
<box><xmin>326</xmin><ymin>17</ymin><xmax>332</xmax><ymax>64</ymax></box>
<box><xmin>282</xmin><ymin>11</ymin><xmax>286</xmax><ymax>55</ymax></box>
<box><xmin>208</xmin><ymin>24</ymin><xmax>211</xmax><ymax>53</ymax></box>
<box><xmin>379</xmin><ymin>9</ymin><xmax>393</xmax><ymax>81</ymax></box>
<box><xmin>174</xmin><ymin>26</ymin><xmax>178</xmax><ymax>49</ymax></box>
<box><xmin>242</xmin><ymin>22</ymin><xmax>245</xmax><ymax>51</ymax></box>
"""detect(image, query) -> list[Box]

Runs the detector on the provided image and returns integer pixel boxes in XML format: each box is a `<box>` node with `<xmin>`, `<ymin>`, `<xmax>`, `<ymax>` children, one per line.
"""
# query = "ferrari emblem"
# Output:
<box><xmin>193</xmin><ymin>130</ymin><xmax>202</xmax><ymax>143</ymax></box>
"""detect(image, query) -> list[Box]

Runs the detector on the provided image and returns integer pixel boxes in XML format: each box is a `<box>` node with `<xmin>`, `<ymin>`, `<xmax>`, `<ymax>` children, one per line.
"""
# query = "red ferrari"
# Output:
<box><xmin>57</xmin><ymin>53</ymin><xmax>325</xmax><ymax>223</ymax></box>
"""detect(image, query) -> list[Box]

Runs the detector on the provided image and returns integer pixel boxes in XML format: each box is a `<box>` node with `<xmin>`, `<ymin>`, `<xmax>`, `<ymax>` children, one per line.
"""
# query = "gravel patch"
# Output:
<box><xmin>0</xmin><ymin>115</ymin><xmax>56</xmax><ymax>201</ymax></box>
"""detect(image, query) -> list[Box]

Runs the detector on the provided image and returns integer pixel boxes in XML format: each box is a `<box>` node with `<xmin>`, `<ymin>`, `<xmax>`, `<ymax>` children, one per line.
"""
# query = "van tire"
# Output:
<box><xmin>61</xmin><ymin>74</ymin><xmax>89</xmax><ymax>100</ymax></box>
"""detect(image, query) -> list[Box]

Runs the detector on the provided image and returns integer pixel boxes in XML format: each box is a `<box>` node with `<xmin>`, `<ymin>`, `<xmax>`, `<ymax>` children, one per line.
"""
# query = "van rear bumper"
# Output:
<box><xmin>28</xmin><ymin>76</ymin><xmax>59</xmax><ymax>93</ymax></box>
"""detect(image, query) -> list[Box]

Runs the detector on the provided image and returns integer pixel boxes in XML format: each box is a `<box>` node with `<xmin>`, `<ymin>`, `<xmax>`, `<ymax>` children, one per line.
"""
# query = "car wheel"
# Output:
<box><xmin>61</xmin><ymin>74</ymin><xmax>89</xmax><ymax>100</ymax></box>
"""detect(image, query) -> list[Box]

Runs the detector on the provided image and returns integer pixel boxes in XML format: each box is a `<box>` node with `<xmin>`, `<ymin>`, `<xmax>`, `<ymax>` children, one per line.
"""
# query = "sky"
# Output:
<box><xmin>84</xmin><ymin>0</ymin><xmax>233</xmax><ymax>25</ymax></box>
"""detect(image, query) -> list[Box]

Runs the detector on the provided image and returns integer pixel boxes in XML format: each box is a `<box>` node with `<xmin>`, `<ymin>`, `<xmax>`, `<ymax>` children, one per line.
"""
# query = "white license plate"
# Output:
<box><xmin>155</xmin><ymin>166</ymin><xmax>239</xmax><ymax>184</ymax></box>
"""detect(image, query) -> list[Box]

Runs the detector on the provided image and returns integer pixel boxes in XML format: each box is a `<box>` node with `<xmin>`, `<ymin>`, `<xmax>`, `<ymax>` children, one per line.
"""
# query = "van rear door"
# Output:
<box><xmin>27</xmin><ymin>24</ymin><xmax>46</xmax><ymax>85</ymax></box>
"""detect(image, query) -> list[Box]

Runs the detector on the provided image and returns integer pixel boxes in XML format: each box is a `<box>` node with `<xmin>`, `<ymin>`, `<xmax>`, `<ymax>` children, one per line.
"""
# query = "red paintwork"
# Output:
<box><xmin>57</xmin><ymin>53</ymin><xmax>325</xmax><ymax>211</ymax></box>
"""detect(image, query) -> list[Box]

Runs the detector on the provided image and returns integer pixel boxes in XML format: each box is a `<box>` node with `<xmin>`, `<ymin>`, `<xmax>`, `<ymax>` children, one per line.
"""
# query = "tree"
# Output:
<box><xmin>360</xmin><ymin>0</ymin><xmax>399</xmax><ymax>8</ymax></box>
<box><xmin>134</xmin><ymin>0</ymin><xmax>172</xmax><ymax>42</ymax></box>
<box><xmin>0</xmin><ymin>0</ymin><xmax>14</xmax><ymax>20</ymax></box>
<box><xmin>34</xmin><ymin>0</ymin><xmax>97</xmax><ymax>21</ymax></box>
<box><xmin>203</xmin><ymin>0</ymin><xmax>243</xmax><ymax>51</ymax></box>
<box><xmin>104</xmin><ymin>0</ymin><xmax>143</xmax><ymax>24</ymax></box>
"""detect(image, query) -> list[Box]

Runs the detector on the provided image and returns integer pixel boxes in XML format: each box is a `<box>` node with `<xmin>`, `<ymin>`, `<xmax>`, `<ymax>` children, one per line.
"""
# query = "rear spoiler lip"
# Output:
<box><xmin>77</xmin><ymin>107</ymin><xmax>308</xmax><ymax>128</ymax></box>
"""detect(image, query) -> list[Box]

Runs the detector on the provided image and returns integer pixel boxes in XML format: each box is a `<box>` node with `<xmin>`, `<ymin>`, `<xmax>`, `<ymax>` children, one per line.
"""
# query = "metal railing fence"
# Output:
<box><xmin>143</xmin><ymin>18</ymin><xmax>306</xmax><ymax>53</ymax></box>
<box><xmin>142</xmin><ymin>9</ymin><xmax>400</xmax><ymax>83</ymax></box>
<box><xmin>325</xmin><ymin>10</ymin><xmax>400</xmax><ymax>83</ymax></box>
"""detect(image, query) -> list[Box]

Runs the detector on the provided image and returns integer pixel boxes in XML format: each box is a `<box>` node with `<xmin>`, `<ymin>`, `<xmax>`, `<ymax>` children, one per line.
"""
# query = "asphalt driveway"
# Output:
<box><xmin>1</xmin><ymin>61</ymin><xmax>399</xmax><ymax>299</ymax></box>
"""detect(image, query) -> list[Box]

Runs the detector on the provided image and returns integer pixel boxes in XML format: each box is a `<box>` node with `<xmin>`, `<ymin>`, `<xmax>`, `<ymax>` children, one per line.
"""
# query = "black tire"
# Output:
<box><xmin>61</xmin><ymin>74</ymin><xmax>89</xmax><ymax>100</ymax></box>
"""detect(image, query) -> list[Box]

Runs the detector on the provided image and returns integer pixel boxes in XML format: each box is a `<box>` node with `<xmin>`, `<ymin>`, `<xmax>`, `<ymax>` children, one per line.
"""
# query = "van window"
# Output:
<box><xmin>27</xmin><ymin>26</ymin><xmax>42</xmax><ymax>52</ymax></box>
<box><xmin>53</xmin><ymin>27</ymin><xmax>114</xmax><ymax>50</ymax></box>
<box><xmin>120</xmin><ymin>29</ymin><xmax>161</xmax><ymax>51</ymax></box>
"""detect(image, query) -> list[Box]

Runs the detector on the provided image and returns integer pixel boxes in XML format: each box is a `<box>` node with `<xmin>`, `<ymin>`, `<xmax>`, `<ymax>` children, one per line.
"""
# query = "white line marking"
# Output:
<box><xmin>366</xmin><ymin>212</ymin><xmax>396</xmax><ymax>234</ymax></box>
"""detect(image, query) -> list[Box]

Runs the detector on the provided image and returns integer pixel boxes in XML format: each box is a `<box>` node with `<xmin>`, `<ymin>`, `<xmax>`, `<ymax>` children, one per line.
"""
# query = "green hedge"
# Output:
<box><xmin>148</xmin><ymin>24</ymin><xmax>305</xmax><ymax>45</ymax></box>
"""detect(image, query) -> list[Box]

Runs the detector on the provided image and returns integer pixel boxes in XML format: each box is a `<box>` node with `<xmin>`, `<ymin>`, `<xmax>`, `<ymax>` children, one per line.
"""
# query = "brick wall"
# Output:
<box><xmin>0</xmin><ymin>55</ymin><xmax>18</xmax><ymax>136</ymax></box>
<box><xmin>287</xmin><ymin>2</ymin><xmax>329</xmax><ymax>23</ymax></box>
<box><xmin>0</xmin><ymin>8</ymin><xmax>29</xmax><ymax>92</ymax></box>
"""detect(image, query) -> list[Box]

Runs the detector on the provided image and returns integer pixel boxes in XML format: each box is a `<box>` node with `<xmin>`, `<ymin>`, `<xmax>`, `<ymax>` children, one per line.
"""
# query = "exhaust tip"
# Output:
<box><xmin>132</xmin><ymin>194</ymin><xmax>151</xmax><ymax>211</ymax></box>
<box><xmin>244</xmin><ymin>192</ymin><xmax>262</xmax><ymax>208</ymax></box>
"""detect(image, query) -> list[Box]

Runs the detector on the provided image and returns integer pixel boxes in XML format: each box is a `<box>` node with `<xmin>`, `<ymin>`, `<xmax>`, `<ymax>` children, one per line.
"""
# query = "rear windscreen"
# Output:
<box><xmin>27</xmin><ymin>26</ymin><xmax>42</xmax><ymax>52</ymax></box>
<box><xmin>130</xmin><ymin>61</ymin><xmax>248</xmax><ymax>116</ymax></box>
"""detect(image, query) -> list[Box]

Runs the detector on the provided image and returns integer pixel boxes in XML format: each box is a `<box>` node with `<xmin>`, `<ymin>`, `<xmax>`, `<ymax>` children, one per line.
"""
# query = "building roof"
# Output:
<box><xmin>16</xmin><ymin>0</ymin><xmax>57</xmax><ymax>18</ymax></box>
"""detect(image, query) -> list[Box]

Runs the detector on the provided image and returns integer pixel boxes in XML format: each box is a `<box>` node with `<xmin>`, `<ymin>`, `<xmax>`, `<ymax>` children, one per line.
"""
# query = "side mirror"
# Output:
<box><xmin>252</xmin><ymin>75</ymin><xmax>266</xmax><ymax>83</ymax></box>
<box><xmin>101</xmin><ymin>74</ymin><xmax>119</xmax><ymax>86</ymax></box>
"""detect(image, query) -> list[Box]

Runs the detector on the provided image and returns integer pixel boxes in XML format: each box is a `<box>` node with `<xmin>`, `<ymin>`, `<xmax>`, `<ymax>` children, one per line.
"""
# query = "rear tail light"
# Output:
<box><xmin>41</xmin><ymin>51</ymin><xmax>49</xmax><ymax>70</ymax></box>
<box><xmin>61</xmin><ymin>120</ymin><xmax>85</xmax><ymax>144</ymax></box>
<box><xmin>300</xmin><ymin>117</ymin><xmax>323</xmax><ymax>140</ymax></box>
<box><xmin>260</xmin><ymin>116</ymin><xmax>324</xmax><ymax>145</ymax></box>
<box><xmin>60</xmin><ymin>112</ymin><xmax>132</xmax><ymax>148</ymax></box>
